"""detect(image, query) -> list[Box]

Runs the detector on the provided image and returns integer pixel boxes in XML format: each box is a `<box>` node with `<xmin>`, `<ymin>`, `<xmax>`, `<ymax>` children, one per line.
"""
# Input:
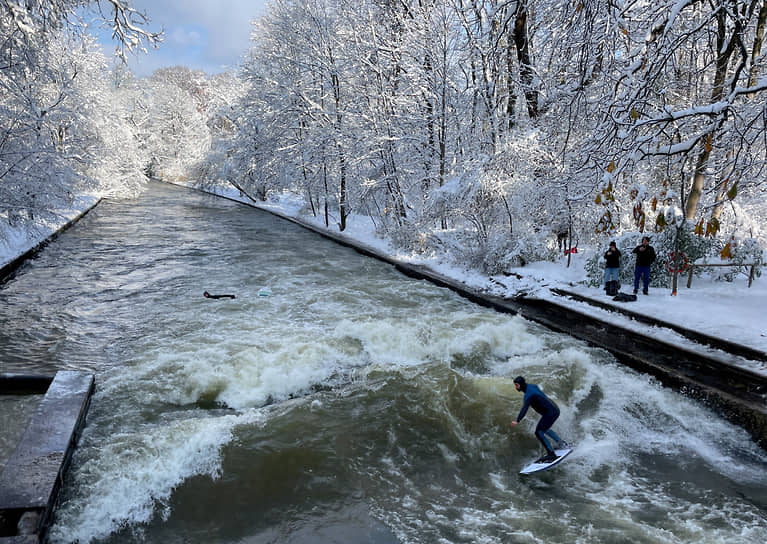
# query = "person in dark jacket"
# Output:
<box><xmin>632</xmin><ymin>236</ymin><xmax>656</xmax><ymax>295</ymax></box>
<box><xmin>603</xmin><ymin>241</ymin><xmax>621</xmax><ymax>292</ymax></box>
<box><xmin>510</xmin><ymin>376</ymin><xmax>567</xmax><ymax>463</ymax></box>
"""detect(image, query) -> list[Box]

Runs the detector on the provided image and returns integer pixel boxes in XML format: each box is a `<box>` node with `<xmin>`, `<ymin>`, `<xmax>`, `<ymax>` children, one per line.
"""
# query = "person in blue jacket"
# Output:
<box><xmin>510</xmin><ymin>376</ymin><xmax>567</xmax><ymax>463</ymax></box>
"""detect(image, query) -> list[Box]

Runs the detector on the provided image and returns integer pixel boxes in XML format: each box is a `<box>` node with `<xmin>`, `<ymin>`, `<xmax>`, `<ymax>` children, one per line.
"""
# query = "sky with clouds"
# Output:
<box><xmin>90</xmin><ymin>0</ymin><xmax>267</xmax><ymax>77</ymax></box>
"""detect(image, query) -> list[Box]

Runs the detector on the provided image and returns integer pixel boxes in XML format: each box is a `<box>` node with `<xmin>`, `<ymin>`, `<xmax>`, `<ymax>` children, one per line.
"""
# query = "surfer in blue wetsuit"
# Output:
<box><xmin>510</xmin><ymin>376</ymin><xmax>566</xmax><ymax>463</ymax></box>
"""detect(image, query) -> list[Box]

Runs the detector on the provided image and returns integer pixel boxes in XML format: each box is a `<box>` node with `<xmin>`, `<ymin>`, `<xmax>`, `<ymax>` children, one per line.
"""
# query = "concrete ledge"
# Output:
<box><xmin>551</xmin><ymin>288</ymin><xmax>767</xmax><ymax>363</ymax></box>
<box><xmin>0</xmin><ymin>376</ymin><xmax>53</xmax><ymax>396</ymax></box>
<box><xmin>0</xmin><ymin>371</ymin><xmax>94</xmax><ymax>542</ymax></box>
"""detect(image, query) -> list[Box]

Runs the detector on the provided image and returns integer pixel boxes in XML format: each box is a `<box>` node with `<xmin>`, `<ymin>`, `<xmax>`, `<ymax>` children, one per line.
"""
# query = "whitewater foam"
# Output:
<box><xmin>49</xmin><ymin>410</ymin><xmax>266</xmax><ymax>543</ymax></box>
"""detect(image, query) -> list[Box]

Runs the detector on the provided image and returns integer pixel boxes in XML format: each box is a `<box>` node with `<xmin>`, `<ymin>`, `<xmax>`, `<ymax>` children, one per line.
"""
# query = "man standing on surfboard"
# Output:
<box><xmin>510</xmin><ymin>376</ymin><xmax>567</xmax><ymax>463</ymax></box>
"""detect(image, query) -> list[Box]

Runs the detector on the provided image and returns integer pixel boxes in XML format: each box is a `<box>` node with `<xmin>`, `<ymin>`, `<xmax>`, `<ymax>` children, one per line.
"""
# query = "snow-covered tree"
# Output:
<box><xmin>1</xmin><ymin>0</ymin><xmax>159</xmax><ymax>244</ymax></box>
<box><xmin>139</xmin><ymin>67</ymin><xmax>211</xmax><ymax>181</ymax></box>
<box><xmin>221</xmin><ymin>0</ymin><xmax>767</xmax><ymax>270</ymax></box>
<box><xmin>578</xmin><ymin>0</ymin><xmax>767</xmax><ymax>236</ymax></box>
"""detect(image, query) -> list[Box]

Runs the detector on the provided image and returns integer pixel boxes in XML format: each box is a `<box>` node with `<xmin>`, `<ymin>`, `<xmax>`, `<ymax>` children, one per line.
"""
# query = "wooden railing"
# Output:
<box><xmin>686</xmin><ymin>263</ymin><xmax>756</xmax><ymax>288</ymax></box>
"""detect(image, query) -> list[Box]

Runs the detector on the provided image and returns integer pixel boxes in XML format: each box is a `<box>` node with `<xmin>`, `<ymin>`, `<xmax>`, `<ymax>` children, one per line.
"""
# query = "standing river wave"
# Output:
<box><xmin>1</xmin><ymin>182</ymin><xmax>765</xmax><ymax>543</ymax></box>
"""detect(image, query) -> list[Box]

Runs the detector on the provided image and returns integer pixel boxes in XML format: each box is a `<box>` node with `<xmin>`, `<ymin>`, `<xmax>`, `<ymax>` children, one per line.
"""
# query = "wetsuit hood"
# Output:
<box><xmin>513</xmin><ymin>376</ymin><xmax>527</xmax><ymax>392</ymax></box>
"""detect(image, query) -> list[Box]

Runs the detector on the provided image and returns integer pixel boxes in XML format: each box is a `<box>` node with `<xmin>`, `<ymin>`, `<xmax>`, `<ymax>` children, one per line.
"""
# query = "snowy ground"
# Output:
<box><xmin>3</xmin><ymin>184</ymin><xmax>765</xmax><ymax>377</ymax></box>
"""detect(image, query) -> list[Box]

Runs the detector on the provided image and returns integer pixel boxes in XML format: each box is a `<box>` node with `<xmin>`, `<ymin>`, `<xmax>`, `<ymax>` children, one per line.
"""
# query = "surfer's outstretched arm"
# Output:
<box><xmin>515</xmin><ymin>397</ymin><xmax>531</xmax><ymax>423</ymax></box>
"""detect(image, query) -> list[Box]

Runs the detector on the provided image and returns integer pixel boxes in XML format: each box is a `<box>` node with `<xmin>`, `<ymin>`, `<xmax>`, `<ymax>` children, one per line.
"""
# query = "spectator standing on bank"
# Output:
<box><xmin>632</xmin><ymin>236</ymin><xmax>656</xmax><ymax>295</ymax></box>
<box><xmin>603</xmin><ymin>241</ymin><xmax>621</xmax><ymax>293</ymax></box>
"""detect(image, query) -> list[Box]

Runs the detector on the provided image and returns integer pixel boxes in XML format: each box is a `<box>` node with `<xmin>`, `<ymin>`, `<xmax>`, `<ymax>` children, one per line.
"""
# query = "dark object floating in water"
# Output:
<box><xmin>203</xmin><ymin>291</ymin><xmax>236</xmax><ymax>299</ymax></box>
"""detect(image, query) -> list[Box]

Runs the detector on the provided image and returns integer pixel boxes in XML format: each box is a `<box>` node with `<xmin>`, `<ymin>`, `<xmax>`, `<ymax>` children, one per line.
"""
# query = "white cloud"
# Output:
<box><xmin>170</xmin><ymin>27</ymin><xmax>203</xmax><ymax>47</ymax></box>
<box><xmin>116</xmin><ymin>0</ymin><xmax>267</xmax><ymax>75</ymax></box>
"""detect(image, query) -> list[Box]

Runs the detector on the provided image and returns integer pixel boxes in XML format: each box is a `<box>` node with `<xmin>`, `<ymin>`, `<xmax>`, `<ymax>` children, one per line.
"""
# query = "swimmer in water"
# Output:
<box><xmin>203</xmin><ymin>291</ymin><xmax>236</xmax><ymax>299</ymax></box>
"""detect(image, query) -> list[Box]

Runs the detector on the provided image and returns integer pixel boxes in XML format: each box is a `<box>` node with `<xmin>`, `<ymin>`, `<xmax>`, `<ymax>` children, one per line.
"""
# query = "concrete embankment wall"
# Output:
<box><xmin>0</xmin><ymin>199</ymin><xmax>102</xmax><ymax>285</ymax></box>
<box><xmin>0</xmin><ymin>372</ymin><xmax>94</xmax><ymax>543</ymax></box>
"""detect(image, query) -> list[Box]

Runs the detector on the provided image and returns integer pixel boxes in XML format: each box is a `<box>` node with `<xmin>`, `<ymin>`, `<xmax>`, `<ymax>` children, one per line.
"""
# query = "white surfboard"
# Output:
<box><xmin>520</xmin><ymin>448</ymin><xmax>573</xmax><ymax>475</ymax></box>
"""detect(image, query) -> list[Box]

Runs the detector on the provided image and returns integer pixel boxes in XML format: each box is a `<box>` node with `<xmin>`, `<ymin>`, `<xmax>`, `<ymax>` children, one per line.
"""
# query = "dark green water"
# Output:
<box><xmin>0</xmin><ymin>182</ymin><xmax>765</xmax><ymax>543</ymax></box>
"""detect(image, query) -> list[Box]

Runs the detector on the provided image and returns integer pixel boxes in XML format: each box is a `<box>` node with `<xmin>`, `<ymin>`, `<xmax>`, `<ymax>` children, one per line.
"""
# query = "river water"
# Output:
<box><xmin>1</xmin><ymin>182</ymin><xmax>765</xmax><ymax>543</ymax></box>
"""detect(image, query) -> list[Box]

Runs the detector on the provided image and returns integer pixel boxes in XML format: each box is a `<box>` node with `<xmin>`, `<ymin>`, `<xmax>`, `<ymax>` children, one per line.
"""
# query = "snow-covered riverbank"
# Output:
<box><xmin>0</xmin><ymin>195</ymin><xmax>101</xmax><ymax>276</ymax></box>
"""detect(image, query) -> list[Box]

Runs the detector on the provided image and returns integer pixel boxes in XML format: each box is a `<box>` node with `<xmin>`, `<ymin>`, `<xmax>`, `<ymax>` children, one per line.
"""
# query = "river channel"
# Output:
<box><xmin>1</xmin><ymin>182</ymin><xmax>766</xmax><ymax>543</ymax></box>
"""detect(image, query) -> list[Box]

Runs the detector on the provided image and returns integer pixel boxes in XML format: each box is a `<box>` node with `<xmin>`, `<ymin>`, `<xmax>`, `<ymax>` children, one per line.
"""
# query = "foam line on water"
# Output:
<box><xmin>334</xmin><ymin>312</ymin><xmax>542</xmax><ymax>364</ymax></box>
<box><xmin>94</xmin><ymin>311</ymin><xmax>541</xmax><ymax>413</ymax></box>
<box><xmin>573</xmin><ymin>356</ymin><xmax>767</xmax><ymax>480</ymax></box>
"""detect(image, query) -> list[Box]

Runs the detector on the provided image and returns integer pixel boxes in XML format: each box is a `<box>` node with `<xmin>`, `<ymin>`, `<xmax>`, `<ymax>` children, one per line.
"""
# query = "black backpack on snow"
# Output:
<box><xmin>605</xmin><ymin>280</ymin><xmax>619</xmax><ymax>296</ymax></box>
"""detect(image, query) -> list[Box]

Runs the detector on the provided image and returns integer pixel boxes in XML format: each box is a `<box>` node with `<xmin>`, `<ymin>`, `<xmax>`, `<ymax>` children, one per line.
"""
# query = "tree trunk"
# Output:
<box><xmin>748</xmin><ymin>0</ymin><xmax>767</xmax><ymax>94</ymax></box>
<box><xmin>506</xmin><ymin>31</ymin><xmax>517</xmax><ymax>130</ymax></box>
<box><xmin>513</xmin><ymin>1</ymin><xmax>538</xmax><ymax>119</ymax></box>
<box><xmin>331</xmin><ymin>71</ymin><xmax>348</xmax><ymax>231</ymax></box>
<box><xmin>339</xmin><ymin>148</ymin><xmax>347</xmax><ymax>231</ymax></box>
<box><xmin>424</xmin><ymin>51</ymin><xmax>436</xmax><ymax>197</ymax></box>
<box><xmin>709</xmin><ymin>150</ymin><xmax>735</xmax><ymax>221</ymax></box>
<box><xmin>439</xmin><ymin>23</ymin><xmax>448</xmax><ymax>230</ymax></box>
<box><xmin>685</xmin><ymin>9</ymin><xmax>736</xmax><ymax>221</ymax></box>
<box><xmin>323</xmin><ymin>159</ymin><xmax>329</xmax><ymax>228</ymax></box>
<box><xmin>502</xmin><ymin>195</ymin><xmax>513</xmax><ymax>235</ymax></box>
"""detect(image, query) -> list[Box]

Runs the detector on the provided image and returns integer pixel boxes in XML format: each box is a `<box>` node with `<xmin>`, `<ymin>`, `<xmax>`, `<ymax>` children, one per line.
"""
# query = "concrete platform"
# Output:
<box><xmin>0</xmin><ymin>371</ymin><xmax>94</xmax><ymax>543</ymax></box>
<box><xmin>551</xmin><ymin>287</ymin><xmax>767</xmax><ymax>363</ymax></box>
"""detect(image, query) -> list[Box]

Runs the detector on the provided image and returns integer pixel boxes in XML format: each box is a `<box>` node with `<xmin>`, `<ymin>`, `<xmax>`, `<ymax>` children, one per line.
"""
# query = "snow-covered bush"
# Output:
<box><xmin>480</xmin><ymin>235</ymin><xmax>558</xmax><ymax>275</ymax></box>
<box><xmin>701</xmin><ymin>238</ymin><xmax>764</xmax><ymax>282</ymax></box>
<box><xmin>732</xmin><ymin>239</ymin><xmax>764</xmax><ymax>274</ymax></box>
